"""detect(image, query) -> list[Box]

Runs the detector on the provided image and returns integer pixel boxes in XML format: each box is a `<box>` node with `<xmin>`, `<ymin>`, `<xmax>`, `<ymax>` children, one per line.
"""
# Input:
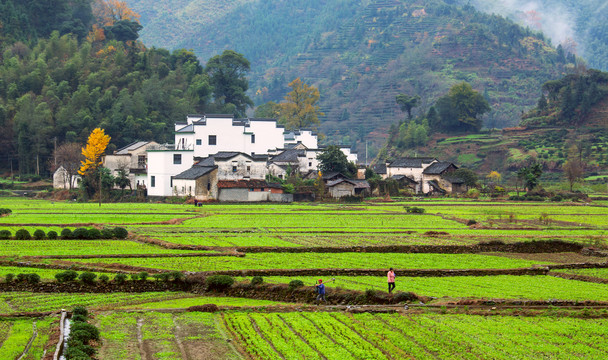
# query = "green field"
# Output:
<box><xmin>2</xmin><ymin>198</ymin><xmax>608</xmax><ymax>359</ymax></box>
<box><xmin>61</xmin><ymin>252</ymin><xmax>549</xmax><ymax>271</ymax></box>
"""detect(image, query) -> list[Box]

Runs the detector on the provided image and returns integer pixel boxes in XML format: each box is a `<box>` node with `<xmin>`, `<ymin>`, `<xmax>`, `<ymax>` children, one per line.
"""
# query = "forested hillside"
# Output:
<box><xmin>0</xmin><ymin>0</ymin><xmax>245</xmax><ymax>177</ymax></box>
<box><xmin>126</xmin><ymin>0</ymin><xmax>574</xmax><ymax>157</ymax></box>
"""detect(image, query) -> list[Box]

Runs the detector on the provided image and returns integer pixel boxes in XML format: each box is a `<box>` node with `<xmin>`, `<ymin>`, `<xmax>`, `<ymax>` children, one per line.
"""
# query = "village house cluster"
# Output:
<box><xmin>54</xmin><ymin>114</ymin><xmax>464</xmax><ymax>201</ymax></box>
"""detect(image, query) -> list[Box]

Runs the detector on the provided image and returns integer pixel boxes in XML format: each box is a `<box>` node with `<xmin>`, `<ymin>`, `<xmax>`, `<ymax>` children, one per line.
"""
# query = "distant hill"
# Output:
<box><xmin>381</xmin><ymin>70</ymin><xmax>608</xmax><ymax>178</ymax></box>
<box><xmin>125</xmin><ymin>0</ymin><xmax>574</xmax><ymax>157</ymax></box>
<box><xmin>456</xmin><ymin>0</ymin><xmax>608</xmax><ymax>71</ymax></box>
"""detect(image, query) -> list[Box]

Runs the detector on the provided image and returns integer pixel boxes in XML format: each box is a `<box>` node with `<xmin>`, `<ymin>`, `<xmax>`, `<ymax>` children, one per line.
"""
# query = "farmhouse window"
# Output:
<box><xmin>173</xmin><ymin>154</ymin><xmax>182</xmax><ymax>165</ymax></box>
<box><xmin>138</xmin><ymin>155</ymin><xmax>146</xmax><ymax>168</ymax></box>
<box><xmin>151</xmin><ymin>176</ymin><xmax>155</xmax><ymax>187</ymax></box>
<box><xmin>196</xmin><ymin>139</ymin><xmax>202</xmax><ymax>145</ymax></box>
<box><xmin>209</xmin><ymin>135</ymin><xmax>217</xmax><ymax>145</ymax></box>
<box><xmin>207</xmin><ymin>182</ymin><xmax>211</xmax><ymax>191</ymax></box>
<box><xmin>251</xmin><ymin>134</ymin><xmax>255</xmax><ymax>143</ymax></box>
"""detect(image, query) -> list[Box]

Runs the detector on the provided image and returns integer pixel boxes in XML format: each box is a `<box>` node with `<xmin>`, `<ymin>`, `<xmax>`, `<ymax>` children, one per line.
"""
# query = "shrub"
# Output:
<box><xmin>98</xmin><ymin>274</ymin><xmax>109</xmax><ymax>283</ymax></box>
<box><xmin>47</xmin><ymin>230</ymin><xmax>58</xmax><ymax>239</ymax></box>
<box><xmin>153</xmin><ymin>273</ymin><xmax>170</xmax><ymax>282</ymax></box>
<box><xmin>27</xmin><ymin>273</ymin><xmax>40</xmax><ymax>284</ymax></box>
<box><xmin>0</xmin><ymin>208</ymin><xmax>12</xmax><ymax>215</ymax></box>
<box><xmin>0</xmin><ymin>230</ymin><xmax>11</xmax><ymax>240</ymax></box>
<box><xmin>206</xmin><ymin>275</ymin><xmax>235</xmax><ymax>291</ymax></box>
<box><xmin>365</xmin><ymin>289</ymin><xmax>377</xmax><ymax>299</ymax></box>
<box><xmin>70</xmin><ymin>329</ymin><xmax>94</xmax><ymax>344</ymax></box>
<box><xmin>112</xmin><ymin>227</ymin><xmax>128</xmax><ymax>239</ymax></box>
<box><xmin>5</xmin><ymin>273</ymin><xmax>14</xmax><ymax>283</ymax></box>
<box><xmin>138</xmin><ymin>272</ymin><xmax>148</xmax><ymax>281</ymax></box>
<box><xmin>114</xmin><ymin>273</ymin><xmax>127</xmax><ymax>284</ymax></box>
<box><xmin>72</xmin><ymin>227</ymin><xmax>88</xmax><ymax>239</ymax></box>
<box><xmin>466</xmin><ymin>219</ymin><xmax>477</xmax><ymax>226</ymax></box>
<box><xmin>393</xmin><ymin>291</ymin><xmax>418</xmax><ymax>303</ymax></box>
<box><xmin>15</xmin><ymin>229</ymin><xmax>31</xmax><ymax>240</ymax></box>
<box><xmin>87</xmin><ymin>228</ymin><xmax>101</xmax><ymax>239</ymax></box>
<box><xmin>72</xmin><ymin>306</ymin><xmax>88</xmax><ymax>317</ymax></box>
<box><xmin>550</xmin><ymin>195</ymin><xmax>563</xmax><ymax>202</ymax></box>
<box><xmin>100</xmin><ymin>228</ymin><xmax>114</xmax><ymax>239</ymax></box>
<box><xmin>130</xmin><ymin>273</ymin><xmax>139</xmax><ymax>281</ymax></box>
<box><xmin>61</xmin><ymin>228</ymin><xmax>72</xmax><ymax>239</ymax></box>
<box><xmin>55</xmin><ymin>270</ymin><xmax>79</xmax><ymax>283</ymax></box>
<box><xmin>466</xmin><ymin>189</ymin><xmax>480</xmax><ymax>199</ymax></box>
<box><xmin>16</xmin><ymin>273</ymin><xmax>27</xmax><ymax>282</ymax></box>
<box><xmin>169</xmin><ymin>271</ymin><xmax>184</xmax><ymax>281</ymax></box>
<box><xmin>288</xmin><ymin>279</ymin><xmax>304</xmax><ymax>290</ymax></box>
<box><xmin>64</xmin><ymin>345</ymin><xmax>90</xmax><ymax>359</ymax></box>
<box><xmin>405</xmin><ymin>206</ymin><xmax>425</xmax><ymax>214</ymax></box>
<box><xmin>71</xmin><ymin>322</ymin><xmax>100</xmax><ymax>341</ymax></box>
<box><xmin>78</xmin><ymin>272</ymin><xmax>97</xmax><ymax>284</ymax></box>
<box><xmin>33</xmin><ymin>229</ymin><xmax>46</xmax><ymax>240</ymax></box>
<box><xmin>71</xmin><ymin>314</ymin><xmax>87</xmax><ymax>323</ymax></box>
<box><xmin>251</xmin><ymin>276</ymin><xmax>263</xmax><ymax>285</ymax></box>
<box><xmin>205</xmin><ymin>275</ymin><xmax>234</xmax><ymax>291</ymax></box>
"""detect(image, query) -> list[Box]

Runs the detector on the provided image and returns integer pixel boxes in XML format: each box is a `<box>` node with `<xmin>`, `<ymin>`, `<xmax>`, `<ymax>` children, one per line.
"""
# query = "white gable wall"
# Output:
<box><xmin>147</xmin><ymin>150</ymin><xmax>194</xmax><ymax>196</ymax></box>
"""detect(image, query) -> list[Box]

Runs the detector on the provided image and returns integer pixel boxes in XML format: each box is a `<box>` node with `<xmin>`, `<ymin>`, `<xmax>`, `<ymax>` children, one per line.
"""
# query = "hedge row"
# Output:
<box><xmin>0</xmin><ymin>227</ymin><xmax>128</xmax><ymax>240</ymax></box>
<box><xmin>0</xmin><ymin>208</ymin><xmax>11</xmax><ymax>215</ymax></box>
<box><xmin>66</xmin><ymin>306</ymin><xmax>100</xmax><ymax>360</ymax></box>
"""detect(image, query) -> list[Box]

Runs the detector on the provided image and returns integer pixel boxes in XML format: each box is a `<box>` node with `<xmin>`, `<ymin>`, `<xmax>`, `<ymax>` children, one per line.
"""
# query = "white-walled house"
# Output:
<box><xmin>53</xmin><ymin>166</ymin><xmax>81</xmax><ymax>189</ymax></box>
<box><xmin>103</xmin><ymin>141</ymin><xmax>158</xmax><ymax>189</ymax></box>
<box><xmin>147</xmin><ymin>147</ymin><xmax>195</xmax><ymax>196</ymax></box>
<box><xmin>383</xmin><ymin>157</ymin><xmax>464</xmax><ymax>195</ymax></box>
<box><xmin>147</xmin><ymin>114</ymin><xmax>357</xmax><ymax>197</ymax></box>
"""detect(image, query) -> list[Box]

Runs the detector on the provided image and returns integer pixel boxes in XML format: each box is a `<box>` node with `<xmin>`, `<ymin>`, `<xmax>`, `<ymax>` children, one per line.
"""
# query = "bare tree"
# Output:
<box><xmin>563</xmin><ymin>159</ymin><xmax>584</xmax><ymax>192</ymax></box>
<box><xmin>52</xmin><ymin>143</ymin><xmax>83</xmax><ymax>189</ymax></box>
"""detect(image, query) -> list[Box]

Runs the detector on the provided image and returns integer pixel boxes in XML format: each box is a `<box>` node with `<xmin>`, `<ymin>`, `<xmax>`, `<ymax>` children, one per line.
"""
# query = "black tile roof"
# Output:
<box><xmin>270</xmin><ymin>149</ymin><xmax>306</xmax><ymax>163</ymax></box>
<box><xmin>173</xmin><ymin>166</ymin><xmax>216</xmax><ymax>180</ymax></box>
<box><xmin>373</xmin><ymin>163</ymin><xmax>387</xmax><ymax>174</ymax></box>
<box><xmin>389</xmin><ymin>157</ymin><xmax>436</xmax><ymax>168</ymax></box>
<box><xmin>423</xmin><ymin>162</ymin><xmax>458</xmax><ymax>175</ymax></box>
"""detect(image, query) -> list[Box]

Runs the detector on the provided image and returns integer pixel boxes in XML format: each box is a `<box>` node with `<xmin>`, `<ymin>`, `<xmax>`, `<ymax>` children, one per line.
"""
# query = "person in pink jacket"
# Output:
<box><xmin>387</xmin><ymin>268</ymin><xmax>396</xmax><ymax>293</ymax></box>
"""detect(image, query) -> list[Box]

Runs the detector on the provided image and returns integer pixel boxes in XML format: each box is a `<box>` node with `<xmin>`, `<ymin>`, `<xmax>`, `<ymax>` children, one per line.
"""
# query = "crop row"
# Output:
<box><xmin>252</xmin><ymin>275</ymin><xmax>608</xmax><ymax>301</ymax></box>
<box><xmin>0</xmin><ymin>317</ymin><xmax>56</xmax><ymax>360</ymax></box>
<box><xmin>0</xmin><ymin>240</ymin><xmax>200</xmax><ymax>257</ymax></box>
<box><xmin>0</xmin><ymin>212</ymin><xmax>190</xmax><ymax>225</ymax></box>
<box><xmin>0</xmin><ymin>292</ymin><xmax>191</xmax><ymax>314</ymax></box>
<box><xmin>95</xmin><ymin>312</ymin><xmax>239</xmax><ymax>360</ymax></box>
<box><xmin>62</xmin><ymin>252</ymin><xmax>548</xmax><ymax>272</ymax></box>
<box><xmin>182</xmin><ymin>213</ymin><xmax>468</xmax><ymax>229</ymax></box>
<box><xmin>557</xmin><ymin>268</ymin><xmax>608</xmax><ymax>279</ymax></box>
<box><xmin>116</xmin><ymin>296</ymin><xmax>283</xmax><ymax>310</ymax></box>
<box><xmin>226</xmin><ymin>312</ymin><xmax>608</xmax><ymax>359</ymax></box>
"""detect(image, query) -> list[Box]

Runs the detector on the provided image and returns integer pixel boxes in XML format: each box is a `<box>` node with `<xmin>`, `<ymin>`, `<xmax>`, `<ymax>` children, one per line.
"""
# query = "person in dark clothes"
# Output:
<box><xmin>315</xmin><ymin>279</ymin><xmax>326</xmax><ymax>303</ymax></box>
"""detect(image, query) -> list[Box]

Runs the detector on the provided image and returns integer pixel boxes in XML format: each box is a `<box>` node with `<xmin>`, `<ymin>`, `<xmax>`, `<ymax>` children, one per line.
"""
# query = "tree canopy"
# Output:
<box><xmin>395</xmin><ymin>94</ymin><xmax>420</xmax><ymax>120</ymax></box>
<box><xmin>433</xmin><ymin>82</ymin><xmax>491</xmax><ymax>133</ymax></box>
<box><xmin>79</xmin><ymin>128</ymin><xmax>110</xmax><ymax>175</ymax></box>
<box><xmin>278</xmin><ymin>78</ymin><xmax>324</xmax><ymax>131</ymax></box>
<box><xmin>205</xmin><ymin>50</ymin><xmax>253</xmax><ymax>117</ymax></box>
<box><xmin>317</xmin><ymin>145</ymin><xmax>356</xmax><ymax>178</ymax></box>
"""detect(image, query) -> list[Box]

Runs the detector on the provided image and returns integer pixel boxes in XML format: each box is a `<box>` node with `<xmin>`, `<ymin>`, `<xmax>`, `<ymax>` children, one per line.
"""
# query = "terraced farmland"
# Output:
<box><xmin>1</xmin><ymin>197</ymin><xmax>608</xmax><ymax>359</ymax></box>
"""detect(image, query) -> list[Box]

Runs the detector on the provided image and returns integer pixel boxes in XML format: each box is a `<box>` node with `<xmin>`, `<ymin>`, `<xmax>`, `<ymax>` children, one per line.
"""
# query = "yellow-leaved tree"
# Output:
<box><xmin>79</xmin><ymin>128</ymin><xmax>111</xmax><ymax>176</ymax></box>
<box><xmin>279</xmin><ymin>78</ymin><xmax>324</xmax><ymax>131</ymax></box>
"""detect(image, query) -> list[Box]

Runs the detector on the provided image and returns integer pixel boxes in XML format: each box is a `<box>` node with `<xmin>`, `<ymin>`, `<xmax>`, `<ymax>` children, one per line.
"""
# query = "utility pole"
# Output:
<box><xmin>365</xmin><ymin>141</ymin><xmax>368</xmax><ymax>166</ymax></box>
<box><xmin>99</xmin><ymin>168</ymin><xmax>102</xmax><ymax>207</ymax></box>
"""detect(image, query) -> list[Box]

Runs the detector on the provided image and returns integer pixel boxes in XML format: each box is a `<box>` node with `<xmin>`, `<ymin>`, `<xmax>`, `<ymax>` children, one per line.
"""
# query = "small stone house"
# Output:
<box><xmin>171</xmin><ymin>164</ymin><xmax>218</xmax><ymax>200</ymax></box>
<box><xmin>422</xmin><ymin>162</ymin><xmax>464</xmax><ymax>194</ymax></box>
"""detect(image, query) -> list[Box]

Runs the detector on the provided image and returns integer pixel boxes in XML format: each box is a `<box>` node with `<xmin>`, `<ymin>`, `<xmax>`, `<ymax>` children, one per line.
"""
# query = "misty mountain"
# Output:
<box><xmin>125</xmin><ymin>0</ymin><xmax>575</xmax><ymax>157</ymax></box>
